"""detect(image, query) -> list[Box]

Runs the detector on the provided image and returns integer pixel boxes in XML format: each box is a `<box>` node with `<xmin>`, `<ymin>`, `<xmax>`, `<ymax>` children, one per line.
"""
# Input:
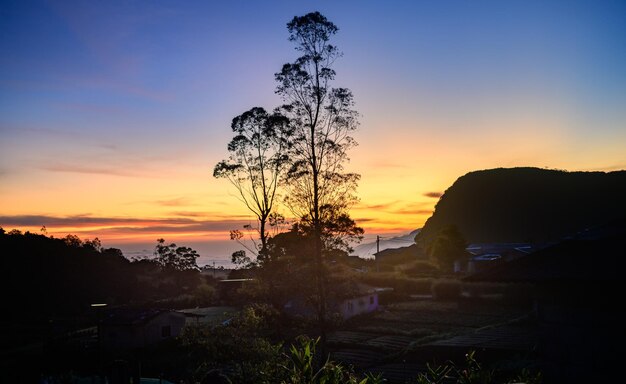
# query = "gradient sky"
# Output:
<box><xmin>1</xmin><ymin>0</ymin><xmax>625</xmax><ymax>264</ymax></box>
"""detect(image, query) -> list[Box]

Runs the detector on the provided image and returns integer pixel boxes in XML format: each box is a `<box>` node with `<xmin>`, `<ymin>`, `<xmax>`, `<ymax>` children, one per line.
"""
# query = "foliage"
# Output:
<box><xmin>214</xmin><ymin>107</ymin><xmax>292</xmax><ymax>263</ymax></box>
<box><xmin>428</xmin><ymin>225</ymin><xmax>469</xmax><ymax>272</ymax></box>
<box><xmin>403</xmin><ymin>261</ymin><xmax>440</xmax><ymax>277</ymax></box>
<box><xmin>431</xmin><ymin>279</ymin><xmax>462</xmax><ymax>300</ymax></box>
<box><xmin>213</xmin><ymin>11</ymin><xmax>363</xmax><ymax>351</ymax></box>
<box><xmin>281</xmin><ymin>336</ymin><xmax>384</xmax><ymax>384</ymax></box>
<box><xmin>415</xmin><ymin>351</ymin><xmax>542</xmax><ymax>384</ymax></box>
<box><xmin>0</xmin><ymin>229</ymin><xmax>134</xmax><ymax>320</ymax></box>
<box><xmin>194</xmin><ymin>283</ymin><xmax>216</xmax><ymax>306</ymax></box>
<box><xmin>274</xmin><ymin>12</ymin><xmax>362</xmax><ymax>344</ymax></box>
<box><xmin>358</xmin><ymin>273</ymin><xmax>433</xmax><ymax>295</ymax></box>
<box><xmin>154</xmin><ymin>238</ymin><xmax>199</xmax><ymax>271</ymax></box>
<box><xmin>175</xmin><ymin>304</ymin><xmax>286</xmax><ymax>384</ymax></box>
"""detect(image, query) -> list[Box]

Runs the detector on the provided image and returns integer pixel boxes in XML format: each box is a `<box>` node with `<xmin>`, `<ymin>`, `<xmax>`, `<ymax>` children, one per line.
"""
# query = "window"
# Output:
<box><xmin>161</xmin><ymin>325</ymin><xmax>171</xmax><ymax>338</ymax></box>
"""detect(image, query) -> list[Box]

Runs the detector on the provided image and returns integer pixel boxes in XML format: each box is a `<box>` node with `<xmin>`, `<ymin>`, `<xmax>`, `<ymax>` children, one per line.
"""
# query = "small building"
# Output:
<box><xmin>338</xmin><ymin>287</ymin><xmax>378</xmax><ymax>320</ymax></box>
<box><xmin>284</xmin><ymin>283</ymin><xmax>379</xmax><ymax>321</ymax></box>
<box><xmin>99</xmin><ymin>309</ymin><xmax>186</xmax><ymax>349</ymax></box>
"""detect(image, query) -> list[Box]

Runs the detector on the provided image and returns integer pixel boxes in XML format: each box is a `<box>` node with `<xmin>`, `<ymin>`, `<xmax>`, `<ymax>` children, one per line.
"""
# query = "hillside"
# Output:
<box><xmin>416</xmin><ymin>167</ymin><xmax>626</xmax><ymax>246</ymax></box>
<box><xmin>352</xmin><ymin>229</ymin><xmax>420</xmax><ymax>258</ymax></box>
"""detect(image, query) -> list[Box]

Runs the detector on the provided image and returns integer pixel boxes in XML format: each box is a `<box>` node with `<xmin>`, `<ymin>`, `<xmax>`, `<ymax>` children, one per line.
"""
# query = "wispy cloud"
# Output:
<box><xmin>389</xmin><ymin>208</ymin><xmax>432</xmax><ymax>215</ymax></box>
<box><xmin>39</xmin><ymin>163</ymin><xmax>145</xmax><ymax>177</ymax></box>
<box><xmin>170</xmin><ymin>211</ymin><xmax>253</xmax><ymax>220</ymax></box>
<box><xmin>580</xmin><ymin>164</ymin><xmax>626</xmax><ymax>172</ymax></box>
<box><xmin>423</xmin><ymin>191</ymin><xmax>443</xmax><ymax>198</ymax></box>
<box><xmin>0</xmin><ymin>214</ymin><xmax>249</xmax><ymax>236</ymax></box>
<box><xmin>357</xmin><ymin>201</ymin><xmax>401</xmax><ymax>210</ymax></box>
<box><xmin>156</xmin><ymin>197</ymin><xmax>194</xmax><ymax>207</ymax></box>
<box><xmin>0</xmin><ymin>214</ymin><xmax>194</xmax><ymax>227</ymax></box>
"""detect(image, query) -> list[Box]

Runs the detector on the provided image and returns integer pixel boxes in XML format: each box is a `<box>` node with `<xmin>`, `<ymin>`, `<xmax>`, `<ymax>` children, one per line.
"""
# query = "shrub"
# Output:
<box><xmin>395</xmin><ymin>278</ymin><xmax>433</xmax><ymax>295</ymax></box>
<box><xmin>503</xmin><ymin>283</ymin><xmax>534</xmax><ymax>306</ymax></box>
<box><xmin>194</xmin><ymin>283</ymin><xmax>216</xmax><ymax>306</ymax></box>
<box><xmin>463</xmin><ymin>282</ymin><xmax>504</xmax><ymax>298</ymax></box>
<box><xmin>404</xmin><ymin>261</ymin><xmax>439</xmax><ymax>277</ymax></box>
<box><xmin>431</xmin><ymin>279</ymin><xmax>461</xmax><ymax>300</ymax></box>
<box><xmin>283</xmin><ymin>336</ymin><xmax>384</xmax><ymax>384</ymax></box>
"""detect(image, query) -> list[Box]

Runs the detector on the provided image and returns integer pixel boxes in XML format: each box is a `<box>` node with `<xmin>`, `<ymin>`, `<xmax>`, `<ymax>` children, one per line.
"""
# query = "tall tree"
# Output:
<box><xmin>275</xmin><ymin>12</ymin><xmax>361</xmax><ymax>347</ymax></box>
<box><xmin>214</xmin><ymin>107</ymin><xmax>291</xmax><ymax>263</ymax></box>
<box><xmin>429</xmin><ymin>225</ymin><xmax>469</xmax><ymax>272</ymax></box>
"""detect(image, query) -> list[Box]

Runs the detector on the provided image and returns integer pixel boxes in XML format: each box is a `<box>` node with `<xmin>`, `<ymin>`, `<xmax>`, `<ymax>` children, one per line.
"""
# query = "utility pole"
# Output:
<box><xmin>376</xmin><ymin>235</ymin><xmax>380</xmax><ymax>272</ymax></box>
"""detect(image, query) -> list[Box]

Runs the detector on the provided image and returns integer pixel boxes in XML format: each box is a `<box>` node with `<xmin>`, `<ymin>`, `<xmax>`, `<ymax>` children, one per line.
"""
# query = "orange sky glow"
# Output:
<box><xmin>1</xmin><ymin>1</ymin><xmax>625</xmax><ymax>264</ymax></box>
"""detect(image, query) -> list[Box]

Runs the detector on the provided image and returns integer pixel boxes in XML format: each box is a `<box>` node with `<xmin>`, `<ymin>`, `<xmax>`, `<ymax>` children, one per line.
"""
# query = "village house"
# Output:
<box><xmin>285</xmin><ymin>283</ymin><xmax>380</xmax><ymax>321</ymax></box>
<box><xmin>99</xmin><ymin>309</ymin><xmax>186</xmax><ymax>349</ymax></box>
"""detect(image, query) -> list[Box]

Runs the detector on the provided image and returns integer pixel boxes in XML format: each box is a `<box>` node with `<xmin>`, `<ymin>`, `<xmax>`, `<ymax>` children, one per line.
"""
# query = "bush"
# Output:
<box><xmin>503</xmin><ymin>283</ymin><xmax>534</xmax><ymax>306</ymax></box>
<box><xmin>463</xmin><ymin>282</ymin><xmax>504</xmax><ymax>298</ymax></box>
<box><xmin>283</xmin><ymin>336</ymin><xmax>384</xmax><ymax>384</ymax></box>
<box><xmin>358</xmin><ymin>273</ymin><xmax>433</xmax><ymax>302</ymax></box>
<box><xmin>194</xmin><ymin>283</ymin><xmax>216</xmax><ymax>306</ymax></box>
<box><xmin>404</xmin><ymin>261</ymin><xmax>439</xmax><ymax>277</ymax></box>
<box><xmin>431</xmin><ymin>279</ymin><xmax>461</xmax><ymax>300</ymax></box>
<box><xmin>395</xmin><ymin>278</ymin><xmax>433</xmax><ymax>295</ymax></box>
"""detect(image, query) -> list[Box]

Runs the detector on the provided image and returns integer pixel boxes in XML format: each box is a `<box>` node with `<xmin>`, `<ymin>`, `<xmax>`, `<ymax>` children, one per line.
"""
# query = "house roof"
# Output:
<box><xmin>464</xmin><ymin>234</ymin><xmax>623</xmax><ymax>283</ymax></box>
<box><xmin>101</xmin><ymin>308</ymin><xmax>174</xmax><ymax>326</ymax></box>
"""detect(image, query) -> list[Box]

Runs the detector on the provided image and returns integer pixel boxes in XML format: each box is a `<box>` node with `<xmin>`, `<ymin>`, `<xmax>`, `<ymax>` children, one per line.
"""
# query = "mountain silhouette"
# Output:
<box><xmin>416</xmin><ymin>167</ymin><xmax>626</xmax><ymax>247</ymax></box>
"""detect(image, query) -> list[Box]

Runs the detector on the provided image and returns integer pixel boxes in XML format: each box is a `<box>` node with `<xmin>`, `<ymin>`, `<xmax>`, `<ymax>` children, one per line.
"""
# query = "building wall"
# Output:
<box><xmin>100</xmin><ymin>312</ymin><xmax>186</xmax><ymax>349</ymax></box>
<box><xmin>339</xmin><ymin>294</ymin><xmax>378</xmax><ymax>320</ymax></box>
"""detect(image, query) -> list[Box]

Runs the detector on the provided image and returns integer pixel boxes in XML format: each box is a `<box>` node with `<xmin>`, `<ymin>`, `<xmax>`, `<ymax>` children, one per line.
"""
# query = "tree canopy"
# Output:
<box><xmin>154</xmin><ymin>238</ymin><xmax>199</xmax><ymax>271</ymax></box>
<box><xmin>214</xmin><ymin>107</ymin><xmax>292</xmax><ymax>263</ymax></box>
<box><xmin>213</xmin><ymin>12</ymin><xmax>362</xmax><ymax>349</ymax></box>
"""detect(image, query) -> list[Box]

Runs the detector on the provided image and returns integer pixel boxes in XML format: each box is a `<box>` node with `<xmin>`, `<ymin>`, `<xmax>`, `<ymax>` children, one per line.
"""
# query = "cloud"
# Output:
<box><xmin>0</xmin><ymin>214</ymin><xmax>258</xmax><ymax>245</ymax></box>
<box><xmin>358</xmin><ymin>201</ymin><xmax>401</xmax><ymax>210</ymax></box>
<box><xmin>423</xmin><ymin>191</ymin><xmax>443</xmax><ymax>198</ymax></box>
<box><xmin>0</xmin><ymin>214</ymin><xmax>195</xmax><ymax>227</ymax></box>
<box><xmin>39</xmin><ymin>163</ymin><xmax>142</xmax><ymax>177</ymax></box>
<box><xmin>156</xmin><ymin>197</ymin><xmax>194</xmax><ymax>207</ymax></box>
<box><xmin>389</xmin><ymin>209</ymin><xmax>433</xmax><ymax>215</ymax></box>
<box><xmin>170</xmin><ymin>211</ymin><xmax>252</xmax><ymax>220</ymax></box>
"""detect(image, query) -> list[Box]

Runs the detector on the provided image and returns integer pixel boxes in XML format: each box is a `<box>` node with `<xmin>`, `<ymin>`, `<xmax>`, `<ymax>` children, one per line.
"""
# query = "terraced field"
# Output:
<box><xmin>327</xmin><ymin>298</ymin><xmax>535</xmax><ymax>383</ymax></box>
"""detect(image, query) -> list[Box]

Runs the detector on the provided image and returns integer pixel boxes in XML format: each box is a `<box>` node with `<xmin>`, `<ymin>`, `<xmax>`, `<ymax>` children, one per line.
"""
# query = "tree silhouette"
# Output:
<box><xmin>214</xmin><ymin>107</ymin><xmax>291</xmax><ymax>263</ymax></box>
<box><xmin>275</xmin><ymin>12</ymin><xmax>361</xmax><ymax>347</ymax></box>
<box><xmin>213</xmin><ymin>12</ymin><xmax>362</xmax><ymax>347</ymax></box>
<box><xmin>154</xmin><ymin>238</ymin><xmax>199</xmax><ymax>271</ymax></box>
<box><xmin>429</xmin><ymin>225</ymin><xmax>469</xmax><ymax>272</ymax></box>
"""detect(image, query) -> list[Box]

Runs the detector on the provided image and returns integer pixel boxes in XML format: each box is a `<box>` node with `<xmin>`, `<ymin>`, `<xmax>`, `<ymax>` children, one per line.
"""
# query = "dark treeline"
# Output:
<box><xmin>0</xmin><ymin>229</ymin><xmax>212</xmax><ymax>324</ymax></box>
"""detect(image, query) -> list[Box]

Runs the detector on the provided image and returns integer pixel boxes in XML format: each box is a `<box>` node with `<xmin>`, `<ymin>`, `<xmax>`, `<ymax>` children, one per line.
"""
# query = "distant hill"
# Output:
<box><xmin>416</xmin><ymin>167</ymin><xmax>626</xmax><ymax>247</ymax></box>
<box><xmin>352</xmin><ymin>229</ymin><xmax>420</xmax><ymax>258</ymax></box>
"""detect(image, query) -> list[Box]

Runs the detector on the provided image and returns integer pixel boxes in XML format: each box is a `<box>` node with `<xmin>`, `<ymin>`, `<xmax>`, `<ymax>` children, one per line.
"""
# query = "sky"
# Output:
<box><xmin>1</xmin><ymin>0</ymin><xmax>625</xmax><ymax>265</ymax></box>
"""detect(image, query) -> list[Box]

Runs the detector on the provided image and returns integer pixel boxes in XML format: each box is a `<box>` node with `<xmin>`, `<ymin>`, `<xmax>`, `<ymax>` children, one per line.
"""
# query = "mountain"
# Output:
<box><xmin>416</xmin><ymin>167</ymin><xmax>626</xmax><ymax>247</ymax></box>
<box><xmin>352</xmin><ymin>229</ymin><xmax>420</xmax><ymax>258</ymax></box>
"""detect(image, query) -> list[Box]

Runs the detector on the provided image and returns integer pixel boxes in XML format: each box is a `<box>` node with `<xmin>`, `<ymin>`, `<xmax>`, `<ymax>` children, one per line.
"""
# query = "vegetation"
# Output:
<box><xmin>214</xmin><ymin>107</ymin><xmax>292</xmax><ymax>261</ymax></box>
<box><xmin>431</xmin><ymin>279</ymin><xmax>462</xmax><ymax>301</ymax></box>
<box><xmin>213</xmin><ymin>12</ymin><xmax>363</xmax><ymax>349</ymax></box>
<box><xmin>427</xmin><ymin>225</ymin><xmax>469</xmax><ymax>272</ymax></box>
<box><xmin>0</xmin><ymin>229</ymin><xmax>216</xmax><ymax>324</ymax></box>
<box><xmin>154</xmin><ymin>238</ymin><xmax>200</xmax><ymax>271</ymax></box>
<box><xmin>415</xmin><ymin>351</ymin><xmax>542</xmax><ymax>384</ymax></box>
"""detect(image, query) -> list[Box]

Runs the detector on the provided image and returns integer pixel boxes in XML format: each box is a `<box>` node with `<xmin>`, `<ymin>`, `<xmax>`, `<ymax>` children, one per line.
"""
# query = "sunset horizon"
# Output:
<box><xmin>2</xmin><ymin>1</ymin><xmax>625</xmax><ymax>264</ymax></box>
